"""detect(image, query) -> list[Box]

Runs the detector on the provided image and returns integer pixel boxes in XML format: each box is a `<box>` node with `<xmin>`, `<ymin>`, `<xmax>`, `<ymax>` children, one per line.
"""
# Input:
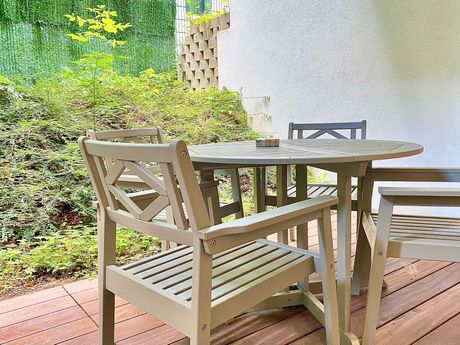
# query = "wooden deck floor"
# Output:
<box><xmin>1</xmin><ymin>216</ymin><xmax>460</xmax><ymax>345</ymax></box>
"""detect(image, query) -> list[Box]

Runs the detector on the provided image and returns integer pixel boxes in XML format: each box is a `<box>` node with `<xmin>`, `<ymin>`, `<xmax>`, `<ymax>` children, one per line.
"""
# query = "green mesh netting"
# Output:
<box><xmin>0</xmin><ymin>0</ymin><xmax>176</xmax><ymax>81</ymax></box>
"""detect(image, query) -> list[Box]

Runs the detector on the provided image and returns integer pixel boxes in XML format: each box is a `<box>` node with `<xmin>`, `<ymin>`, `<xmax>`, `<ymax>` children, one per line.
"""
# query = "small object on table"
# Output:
<box><xmin>256</xmin><ymin>138</ymin><xmax>280</xmax><ymax>147</ymax></box>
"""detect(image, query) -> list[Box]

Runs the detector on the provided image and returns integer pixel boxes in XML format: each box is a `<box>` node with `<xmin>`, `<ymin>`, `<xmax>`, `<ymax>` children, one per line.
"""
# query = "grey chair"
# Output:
<box><xmin>87</xmin><ymin>128</ymin><xmax>244</xmax><ymax>249</ymax></box>
<box><xmin>352</xmin><ymin>167</ymin><xmax>460</xmax><ymax>345</ymax></box>
<box><xmin>79</xmin><ymin>137</ymin><xmax>342</xmax><ymax>345</ymax></box>
<box><xmin>288</xmin><ymin>120</ymin><xmax>367</xmax><ymax>140</ymax></box>
<box><xmin>263</xmin><ymin>121</ymin><xmax>367</xmax><ymax>242</ymax></box>
<box><xmin>286</xmin><ymin>121</ymin><xmax>367</xmax><ymax>208</ymax></box>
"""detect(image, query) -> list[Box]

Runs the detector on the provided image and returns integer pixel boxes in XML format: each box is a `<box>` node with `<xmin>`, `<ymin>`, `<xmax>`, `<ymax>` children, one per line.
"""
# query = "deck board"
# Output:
<box><xmin>414</xmin><ymin>312</ymin><xmax>460</xmax><ymax>345</ymax></box>
<box><xmin>1</xmin><ymin>217</ymin><xmax>460</xmax><ymax>344</ymax></box>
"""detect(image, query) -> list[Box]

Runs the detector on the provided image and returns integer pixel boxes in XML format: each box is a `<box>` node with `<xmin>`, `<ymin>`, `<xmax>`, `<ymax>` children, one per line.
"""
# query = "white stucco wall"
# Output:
<box><xmin>218</xmin><ymin>0</ymin><xmax>460</xmax><ymax>213</ymax></box>
<box><xmin>219</xmin><ymin>0</ymin><xmax>460</xmax><ymax>168</ymax></box>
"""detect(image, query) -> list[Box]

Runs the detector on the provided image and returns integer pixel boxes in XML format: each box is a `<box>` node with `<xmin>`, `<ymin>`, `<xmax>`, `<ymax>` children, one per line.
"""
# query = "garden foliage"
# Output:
<box><xmin>0</xmin><ymin>227</ymin><xmax>160</xmax><ymax>294</ymax></box>
<box><xmin>0</xmin><ymin>0</ymin><xmax>177</xmax><ymax>81</ymax></box>
<box><xmin>0</xmin><ymin>70</ymin><xmax>257</xmax><ymax>293</ymax></box>
<box><xmin>0</xmin><ymin>70</ymin><xmax>256</xmax><ymax>244</ymax></box>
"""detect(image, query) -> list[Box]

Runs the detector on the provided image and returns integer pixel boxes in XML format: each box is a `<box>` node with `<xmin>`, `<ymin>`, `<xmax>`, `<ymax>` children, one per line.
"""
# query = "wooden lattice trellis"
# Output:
<box><xmin>177</xmin><ymin>13</ymin><xmax>230</xmax><ymax>90</ymax></box>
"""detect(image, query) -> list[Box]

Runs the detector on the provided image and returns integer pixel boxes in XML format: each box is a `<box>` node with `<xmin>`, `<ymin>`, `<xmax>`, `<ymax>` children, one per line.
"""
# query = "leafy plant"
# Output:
<box><xmin>64</xmin><ymin>5</ymin><xmax>131</xmax><ymax>106</ymax></box>
<box><xmin>65</xmin><ymin>6</ymin><xmax>131</xmax><ymax>48</ymax></box>
<box><xmin>0</xmin><ymin>227</ymin><xmax>159</xmax><ymax>294</ymax></box>
<box><xmin>0</xmin><ymin>70</ymin><xmax>257</xmax><ymax>245</ymax></box>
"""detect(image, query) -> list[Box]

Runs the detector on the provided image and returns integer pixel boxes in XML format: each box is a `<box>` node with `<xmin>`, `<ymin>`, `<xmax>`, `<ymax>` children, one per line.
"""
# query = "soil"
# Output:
<box><xmin>239</xmin><ymin>173</ymin><xmax>251</xmax><ymax>193</ymax></box>
<box><xmin>50</xmin><ymin>202</ymin><xmax>82</xmax><ymax>226</ymax></box>
<box><xmin>50</xmin><ymin>211</ymin><xmax>81</xmax><ymax>226</ymax></box>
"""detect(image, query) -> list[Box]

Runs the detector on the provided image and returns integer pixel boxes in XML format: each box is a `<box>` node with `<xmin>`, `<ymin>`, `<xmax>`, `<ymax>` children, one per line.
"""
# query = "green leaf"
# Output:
<box><xmin>67</xmin><ymin>33</ymin><xmax>88</xmax><ymax>42</ymax></box>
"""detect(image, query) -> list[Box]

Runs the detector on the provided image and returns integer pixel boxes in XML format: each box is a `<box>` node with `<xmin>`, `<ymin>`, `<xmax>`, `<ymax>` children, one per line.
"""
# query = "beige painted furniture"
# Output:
<box><xmin>86</xmin><ymin>127</ymin><xmax>244</xmax><ymax>248</ymax></box>
<box><xmin>189</xmin><ymin>138</ymin><xmax>423</xmax><ymax>345</ymax></box>
<box><xmin>284</xmin><ymin>121</ymin><xmax>367</xmax><ymax>209</ymax></box>
<box><xmin>350</xmin><ymin>168</ymin><xmax>460</xmax><ymax>345</ymax></box>
<box><xmin>87</xmin><ymin>128</ymin><xmax>174</xmax><ymax>250</ymax></box>
<box><xmin>281</xmin><ymin>121</ymin><xmax>368</xmax><ymax>241</ymax></box>
<box><xmin>78</xmin><ymin>137</ymin><xmax>342</xmax><ymax>345</ymax></box>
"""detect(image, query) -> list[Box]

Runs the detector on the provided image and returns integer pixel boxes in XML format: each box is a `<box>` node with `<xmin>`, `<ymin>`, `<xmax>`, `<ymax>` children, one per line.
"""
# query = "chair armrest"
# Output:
<box><xmin>198</xmin><ymin>195</ymin><xmax>338</xmax><ymax>241</ymax></box>
<box><xmin>367</xmin><ymin>167</ymin><xmax>460</xmax><ymax>183</ymax></box>
<box><xmin>379</xmin><ymin>187</ymin><xmax>460</xmax><ymax>197</ymax></box>
<box><xmin>379</xmin><ymin>187</ymin><xmax>460</xmax><ymax>206</ymax></box>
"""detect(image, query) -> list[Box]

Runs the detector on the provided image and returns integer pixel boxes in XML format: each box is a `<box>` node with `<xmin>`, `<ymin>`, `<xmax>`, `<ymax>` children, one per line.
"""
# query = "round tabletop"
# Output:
<box><xmin>188</xmin><ymin>139</ymin><xmax>424</xmax><ymax>165</ymax></box>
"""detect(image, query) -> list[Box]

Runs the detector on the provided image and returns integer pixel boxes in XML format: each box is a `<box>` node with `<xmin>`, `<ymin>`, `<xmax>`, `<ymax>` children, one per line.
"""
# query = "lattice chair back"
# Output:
<box><xmin>87</xmin><ymin>127</ymin><xmax>164</xmax><ymax>144</ymax></box>
<box><xmin>86</xmin><ymin>128</ymin><xmax>165</xmax><ymax>176</ymax></box>
<box><xmin>79</xmin><ymin>137</ymin><xmax>211</xmax><ymax>234</ymax></box>
<box><xmin>288</xmin><ymin>120</ymin><xmax>367</xmax><ymax>140</ymax></box>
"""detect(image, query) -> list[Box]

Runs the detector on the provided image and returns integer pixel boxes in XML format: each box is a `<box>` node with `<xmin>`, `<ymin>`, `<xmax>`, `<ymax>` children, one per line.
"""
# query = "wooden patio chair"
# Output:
<box><xmin>87</xmin><ymin>127</ymin><xmax>244</xmax><ymax>248</ymax></box>
<box><xmin>265</xmin><ymin>120</ymin><xmax>367</xmax><ymax>241</ymax></box>
<box><xmin>351</xmin><ymin>168</ymin><xmax>460</xmax><ymax>345</ymax></box>
<box><xmin>285</xmin><ymin>121</ymin><xmax>367</xmax><ymax>208</ymax></box>
<box><xmin>79</xmin><ymin>137</ymin><xmax>342</xmax><ymax>345</ymax></box>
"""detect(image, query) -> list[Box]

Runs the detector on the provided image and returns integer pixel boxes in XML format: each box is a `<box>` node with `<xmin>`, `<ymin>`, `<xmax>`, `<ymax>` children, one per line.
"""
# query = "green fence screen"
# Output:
<box><xmin>0</xmin><ymin>0</ymin><xmax>176</xmax><ymax>81</ymax></box>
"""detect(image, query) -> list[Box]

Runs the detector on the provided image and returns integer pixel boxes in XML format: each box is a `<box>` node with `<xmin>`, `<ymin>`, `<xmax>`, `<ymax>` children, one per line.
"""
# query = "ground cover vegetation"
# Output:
<box><xmin>0</xmin><ymin>5</ymin><xmax>257</xmax><ymax>296</ymax></box>
<box><xmin>0</xmin><ymin>3</ymin><xmax>324</xmax><ymax>297</ymax></box>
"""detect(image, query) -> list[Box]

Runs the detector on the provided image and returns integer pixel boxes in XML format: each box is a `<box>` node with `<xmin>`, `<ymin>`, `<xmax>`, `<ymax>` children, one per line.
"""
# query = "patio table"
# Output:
<box><xmin>189</xmin><ymin>138</ymin><xmax>423</xmax><ymax>345</ymax></box>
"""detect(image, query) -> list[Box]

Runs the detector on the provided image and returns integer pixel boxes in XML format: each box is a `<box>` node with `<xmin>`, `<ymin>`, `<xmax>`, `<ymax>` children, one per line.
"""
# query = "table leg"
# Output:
<box><xmin>254</xmin><ymin>167</ymin><xmax>266</xmax><ymax>214</ymax></box>
<box><xmin>295</xmin><ymin>164</ymin><xmax>309</xmax><ymax>290</ymax></box>
<box><xmin>337</xmin><ymin>173</ymin><xmax>352</xmax><ymax>332</ymax></box>
<box><xmin>276</xmin><ymin>165</ymin><xmax>288</xmax><ymax>244</ymax></box>
<box><xmin>288</xmin><ymin>165</ymin><xmax>296</xmax><ymax>241</ymax></box>
<box><xmin>295</xmin><ymin>164</ymin><xmax>308</xmax><ymax>249</ymax></box>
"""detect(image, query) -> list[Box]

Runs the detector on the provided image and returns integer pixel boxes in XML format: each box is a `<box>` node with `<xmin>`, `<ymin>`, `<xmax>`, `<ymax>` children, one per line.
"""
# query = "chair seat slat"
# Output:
<box><xmin>150</xmin><ymin>242</ymin><xmax>269</xmax><ymax>286</ymax></box>
<box><xmin>288</xmin><ymin>184</ymin><xmax>358</xmax><ymax>199</ymax></box>
<box><xmin>116</xmin><ymin>240</ymin><xmax>312</xmax><ymax>305</ymax></box>
<box><xmin>371</xmin><ymin>213</ymin><xmax>460</xmax><ymax>242</ymax></box>
<box><xmin>144</xmin><ymin>242</ymin><xmax>266</xmax><ymax>285</ymax></box>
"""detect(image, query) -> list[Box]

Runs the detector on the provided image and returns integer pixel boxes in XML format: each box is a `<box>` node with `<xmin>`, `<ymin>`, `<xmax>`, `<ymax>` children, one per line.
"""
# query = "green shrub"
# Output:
<box><xmin>0</xmin><ymin>70</ymin><xmax>257</xmax><ymax>244</ymax></box>
<box><xmin>0</xmin><ymin>227</ymin><xmax>159</xmax><ymax>294</ymax></box>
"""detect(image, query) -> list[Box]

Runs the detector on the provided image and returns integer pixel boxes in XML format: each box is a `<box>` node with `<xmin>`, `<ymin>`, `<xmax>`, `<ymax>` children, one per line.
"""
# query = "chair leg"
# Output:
<box><xmin>228</xmin><ymin>168</ymin><xmax>244</xmax><ymax>218</ymax></box>
<box><xmin>190</xmin><ymin>326</ymin><xmax>211</xmax><ymax>345</ymax></box>
<box><xmin>289</xmin><ymin>227</ymin><xmax>296</xmax><ymax>241</ymax></box>
<box><xmin>317</xmin><ymin>208</ymin><xmax>341</xmax><ymax>345</ymax></box>
<box><xmin>200</xmin><ymin>169</ymin><xmax>222</xmax><ymax>225</ymax></box>
<box><xmin>294</xmin><ymin>164</ymin><xmax>309</xmax><ymax>245</ymax></box>
<box><xmin>190</xmin><ymin>237</ymin><xmax>213</xmax><ymax>345</ymax></box>
<box><xmin>98</xmin><ymin>206</ymin><xmax>116</xmax><ymax>345</ymax></box>
<box><xmin>276</xmin><ymin>165</ymin><xmax>289</xmax><ymax>244</ymax></box>
<box><xmin>361</xmin><ymin>197</ymin><xmax>393</xmax><ymax>345</ymax></box>
<box><xmin>352</xmin><ymin>175</ymin><xmax>372</xmax><ymax>295</ymax></box>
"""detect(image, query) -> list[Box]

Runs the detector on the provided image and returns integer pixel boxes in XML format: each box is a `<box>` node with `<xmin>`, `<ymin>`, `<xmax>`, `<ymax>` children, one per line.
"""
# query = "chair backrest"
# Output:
<box><xmin>288</xmin><ymin>121</ymin><xmax>367</xmax><ymax>140</ymax></box>
<box><xmin>87</xmin><ymin>127</ymin><xmax>165</xmax><ymax>176</ymax></box>
<box><xmin>87</xmin><ymin>127</ymin><xmax>164</xmax><ymax>143</ymax></box>
<box><xmin>78</xmin><ymin>137</ymin><xmax>211</xmax><ymax>233</ymax></box>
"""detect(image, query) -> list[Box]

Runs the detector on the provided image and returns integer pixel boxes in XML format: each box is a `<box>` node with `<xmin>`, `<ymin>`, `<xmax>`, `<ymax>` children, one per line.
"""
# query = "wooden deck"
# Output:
<box><xmin>1</xmin><ymin>215</ymin><xmax>460</xmax><ymax>345</ymax></box>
